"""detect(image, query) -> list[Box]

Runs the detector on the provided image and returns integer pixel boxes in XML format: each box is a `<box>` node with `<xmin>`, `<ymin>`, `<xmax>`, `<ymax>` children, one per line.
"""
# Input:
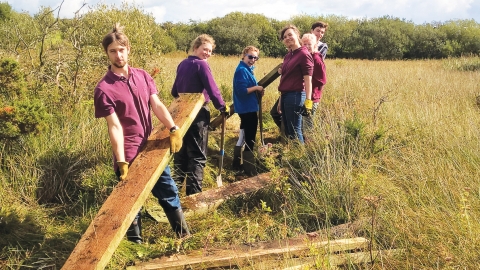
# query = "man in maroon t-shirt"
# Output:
<box><xmin>94</xmin><ymin>23</ymin><xmax>189</xmax><ymax>244</ymax></box>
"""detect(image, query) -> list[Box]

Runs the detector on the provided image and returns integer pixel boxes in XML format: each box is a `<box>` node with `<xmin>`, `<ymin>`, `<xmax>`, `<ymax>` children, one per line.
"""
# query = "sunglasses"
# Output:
<box><xmin>245</xmin><ymin>54</ymin><xmax>259</xmax><ymax>60</ymax></box>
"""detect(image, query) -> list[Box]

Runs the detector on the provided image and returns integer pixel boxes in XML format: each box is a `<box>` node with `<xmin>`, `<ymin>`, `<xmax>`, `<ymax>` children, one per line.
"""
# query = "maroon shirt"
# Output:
<box><xmin>278</xmin><ymin>46</ymin><xmax>313</xmax><ymax>93</ymax></box>
<box><xmin>94</xmin><ymin>66</ymin><xmax>156</xmax><ymax>169</ymax></box>
<box><xmin>312</xmin><ymin>52</ymin><xmax>327</xmax><ymax>102</ymax></box>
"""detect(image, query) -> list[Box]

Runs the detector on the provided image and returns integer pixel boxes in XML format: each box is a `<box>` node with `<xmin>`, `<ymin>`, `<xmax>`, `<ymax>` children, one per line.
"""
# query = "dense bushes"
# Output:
<box><xmin>161</xmin><ymin>12</ymin><xmax>480</xmax><ymax>59</ymax></box>
<box><xmin>1</xmin><ymin>3</ymin><xmax>479</xmax><ymax>61</ymax></box>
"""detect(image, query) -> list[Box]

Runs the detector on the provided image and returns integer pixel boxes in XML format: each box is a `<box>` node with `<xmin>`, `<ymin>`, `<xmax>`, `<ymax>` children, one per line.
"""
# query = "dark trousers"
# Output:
<box><xmin>239</xmin><ymin>111</ymin><xmax>258</xmax><ymax>152</ymax></box>
<box><xmin>173</xmin><ymin>106</ymin><xmax>210</xmax><ymax>196</ymax></box>
<box><xmin>270</xmin><ymin>98</ymin><xmax>282</xmax><ymax>130</ymax></box>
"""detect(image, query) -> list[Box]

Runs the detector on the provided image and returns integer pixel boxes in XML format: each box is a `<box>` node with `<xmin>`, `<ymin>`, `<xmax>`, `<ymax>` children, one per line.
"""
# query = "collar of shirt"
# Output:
<box><xmin>106</xmin><ymin>65</ymin><xmax>133</xmax><ymax>82</ymax></box>
<box><xmin>239</xmin><ymin>60</ymin><xmax>255</xmax><ymax>73</ymax></box>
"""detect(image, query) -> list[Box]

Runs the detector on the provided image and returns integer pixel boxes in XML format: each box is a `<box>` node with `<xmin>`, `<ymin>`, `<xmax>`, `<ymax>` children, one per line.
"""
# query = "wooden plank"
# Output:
<box><xmin>257</xmin><ymin>63</ymin><xmax>282</xmax><ymax>88</ymax></box>
<box><xmin>230</xmin><ymin>249</ymin><xmax>404</xmax><ymax>270</ymax></box>
<box><xmin>145</xmin><ymin>172</ymin><xmax>275</xmax><ymax>222</ymax></box>
<box><xmin>62</xmin><ymin>93</ymin><xmax>205</xmax><ymax>270</ymax></box>
<box><xmin>128</xmin><ymin>237</ymin><xmax>368</xmax><ymax>270</ymax></box>
<box><xmin>209</xmin><ymin>63</ymin><xmax>282</xmax><ymax>130</ymax></box>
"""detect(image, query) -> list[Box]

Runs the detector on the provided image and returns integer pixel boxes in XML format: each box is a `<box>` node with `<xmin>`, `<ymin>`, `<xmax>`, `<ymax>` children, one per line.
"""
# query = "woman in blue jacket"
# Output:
<box><xmin>232</xmin><ymin>46</ymin><xmax>264</xmax><ymax>176</ymax></box>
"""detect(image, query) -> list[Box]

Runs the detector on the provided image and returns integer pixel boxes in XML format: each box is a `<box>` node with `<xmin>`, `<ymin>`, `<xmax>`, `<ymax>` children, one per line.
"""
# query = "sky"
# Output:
<box><xmin>5</xmin><ymin>0</ymin><xmax>480</xmax><ymax>25</ymax></box>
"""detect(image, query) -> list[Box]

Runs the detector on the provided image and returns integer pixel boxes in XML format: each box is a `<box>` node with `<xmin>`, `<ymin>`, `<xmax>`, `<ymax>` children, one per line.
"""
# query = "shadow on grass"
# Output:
<box><xmin>0</xmin><ymin>208</ymin><xmax>81</xmax><ymax>269</ymax></box>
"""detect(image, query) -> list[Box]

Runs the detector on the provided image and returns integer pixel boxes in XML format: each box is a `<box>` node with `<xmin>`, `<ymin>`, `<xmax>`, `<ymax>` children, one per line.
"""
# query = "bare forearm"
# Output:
<box><xmin>151</xmin><ymin>95</ymin><xmax>175</xmax><ymax>130</ymax></box>
<box><xmin>108</xmin><ymin>122</ymin><xmax>125</xmax><ymax>161</ymax></box>
<box><xmin>247</xmin><ymin>85</ymin><xmax>262</xmax><ymax>94</ymax></box>
<box><xmin>304</xmin><ymin>75</ymin><xmax>312</xmax><ymax>100</ymax></box>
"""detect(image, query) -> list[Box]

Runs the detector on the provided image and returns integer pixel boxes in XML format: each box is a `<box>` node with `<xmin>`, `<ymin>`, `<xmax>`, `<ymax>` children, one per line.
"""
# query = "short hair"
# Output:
<box><xmin>102</xmin><ymin>23</ymin><xmax>130</xmax><ymax>52</ymax></box>
<box><xmin>301</xmin><ymin>33</ymin><xmax>318</xmax><ymax>52</ymax></box>
<box><xmin>242</xmin><ymin>46</ymin><xmax>259</xmax><ymax>56</ymax></box>
<box><xmin>302</xmin><ymin>33</ymin><xmax>316</xmax><ymax>43</ymax></box>
<box><xmin>311</xmin><ymin>21</ymin><xmax>329</xmax><ymax>31</ymax></box>
<box><xmin>189</xmin><ymin>34</ymin><xmax>216</xmax><ymax>53</ymax></box>
<box><xmin>279</xmin><ymin>24</ymin><xmax>301</xmax><ymax>43</ymax></box>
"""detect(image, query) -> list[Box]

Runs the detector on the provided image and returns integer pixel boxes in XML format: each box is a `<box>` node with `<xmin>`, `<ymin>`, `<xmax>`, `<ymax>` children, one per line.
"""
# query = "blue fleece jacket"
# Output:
<box><xmin>233</xmin><ymin>61</ymin><xmax>259</xmax><ymax>114</ymax></box>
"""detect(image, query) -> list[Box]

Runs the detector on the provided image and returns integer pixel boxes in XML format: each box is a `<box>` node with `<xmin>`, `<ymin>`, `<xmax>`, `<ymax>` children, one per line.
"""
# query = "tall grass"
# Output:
<box><xmin>1</xmin><ymin>56</ymin><xmax>480</xmax><ymax>268</ymax></box>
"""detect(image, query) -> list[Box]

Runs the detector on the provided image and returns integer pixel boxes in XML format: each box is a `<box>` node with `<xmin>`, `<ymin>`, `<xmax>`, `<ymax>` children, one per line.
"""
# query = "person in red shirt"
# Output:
<box><xmin>94</xmin><ymin>23</ymin><xmax>189</xmax><ymax>244</ymax></box>
<box><xmin>301</xmin><ymin>33</ymin><xmax>327</xmax><ymax>132</ymax></box>
<box><xmin>273</xmin><ymin>24</ymin><xmax>313</xmax><ymax>143</ymax></box>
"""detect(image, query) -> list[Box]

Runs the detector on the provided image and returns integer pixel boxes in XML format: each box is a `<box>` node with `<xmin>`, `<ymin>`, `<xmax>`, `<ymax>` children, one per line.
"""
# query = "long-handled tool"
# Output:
<box><xmin>256</xmin><ymin>90</ymin><xmax>272</xmax><ymax>158</ymax></box>
<box><xmin>256</xmin><ymin>91</ymin><xmax>265</xmax><ymax>147</ymax></box>
<box><xmin>216</xmin><ymin>111</ymin><xmax>227</xmax><ymax>187</ymax></box>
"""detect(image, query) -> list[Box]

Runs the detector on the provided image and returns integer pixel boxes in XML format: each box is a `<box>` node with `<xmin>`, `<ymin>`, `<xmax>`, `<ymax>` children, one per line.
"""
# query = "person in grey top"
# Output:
<box><xmin>311</xmin><ymin>21</ymin><xmax>329</xmax><ymax>59</ymax></box>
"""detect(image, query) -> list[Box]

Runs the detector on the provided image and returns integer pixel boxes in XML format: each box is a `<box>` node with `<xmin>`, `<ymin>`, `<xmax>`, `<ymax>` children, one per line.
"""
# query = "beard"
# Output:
<box><xmin>112</xmin><ymin>61</ymin><xmax>126</xmax><ymax>69</ymax></box>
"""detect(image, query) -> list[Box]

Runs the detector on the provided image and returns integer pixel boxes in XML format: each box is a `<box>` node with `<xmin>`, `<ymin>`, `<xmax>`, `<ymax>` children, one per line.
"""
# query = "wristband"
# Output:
<box><xmin>170</xmin><ymin>125</ymin><xmax>179</xmax><ymax>133</ymax></box>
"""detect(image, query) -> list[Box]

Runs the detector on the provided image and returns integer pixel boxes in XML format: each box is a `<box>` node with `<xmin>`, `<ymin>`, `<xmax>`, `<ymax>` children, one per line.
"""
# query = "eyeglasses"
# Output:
<box><xmin>245</xmin><ymin>54</ymin><xmax>259</xmax><ymax>61</ymax></box>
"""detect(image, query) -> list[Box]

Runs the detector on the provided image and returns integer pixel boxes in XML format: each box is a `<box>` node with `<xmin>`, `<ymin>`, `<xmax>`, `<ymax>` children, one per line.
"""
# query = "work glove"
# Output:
<box><xmin>222</xmin><ymin>104</ymin><xmax>230</xmax><ymax>115</ymax></box>
<box><xmin>170</xmin><ymin>126</ymin><xmax>182</xmax><ymax>153</ymax></box>
<box><xmin>117</xmin><ymin>161</ymin><xmax>129</xmax><ymax>181</ymax></box>
<box><xmin>304</xmin><ymin>99</ymin><xmax>313</xmax><ymax>115</ymax></box>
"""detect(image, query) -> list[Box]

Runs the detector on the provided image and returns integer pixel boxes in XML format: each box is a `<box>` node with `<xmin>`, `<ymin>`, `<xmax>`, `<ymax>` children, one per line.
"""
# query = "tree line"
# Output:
<box><xmin>1</xmin><ymin>2</ymin><xmax>479</xmax><ymax>61</ymax></box>
<box><xmin>164</xmin><ymin>13</ymin><xmax>480</xmax><ymax>60</ymax></box>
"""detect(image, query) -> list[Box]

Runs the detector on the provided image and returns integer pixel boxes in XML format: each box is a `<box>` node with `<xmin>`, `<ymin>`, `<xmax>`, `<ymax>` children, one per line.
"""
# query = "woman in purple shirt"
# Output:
<box><xmin>275</xmin><ymin>24</ymin><xmax>313</xmax><ymax>143</ymax></box>
<box><xmin>171</xmin><ymin>34</ymin><xmax>228</xmax><ymax>195</ymax></box>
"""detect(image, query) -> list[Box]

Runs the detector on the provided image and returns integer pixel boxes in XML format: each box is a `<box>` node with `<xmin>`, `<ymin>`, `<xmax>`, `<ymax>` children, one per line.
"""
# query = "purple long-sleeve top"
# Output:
<box><xmin>171</xmin><ymin>55</ymin><xmax>226</xmax><ymax>110</ymax></box>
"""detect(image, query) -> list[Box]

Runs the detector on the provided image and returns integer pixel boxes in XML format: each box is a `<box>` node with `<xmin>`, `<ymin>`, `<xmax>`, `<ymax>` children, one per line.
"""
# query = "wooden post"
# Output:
<box><xmin>182</xmin><ymin>172</ymin><xmax>274</xmax><ymax>213</ymax></box>
<box><xmin>62</xmin><ymin>93</ymin><xmax>205</xmax><ymax>270</ymax></box>
<box><xmin>209</xmin><ymin>63</ymin><xmax>282</xmax><ymax>130</ymax></box>
<box><xmin>145</xmin><ymin>172</ymin><xmax>275</xmax><ymax>222</ymax></box>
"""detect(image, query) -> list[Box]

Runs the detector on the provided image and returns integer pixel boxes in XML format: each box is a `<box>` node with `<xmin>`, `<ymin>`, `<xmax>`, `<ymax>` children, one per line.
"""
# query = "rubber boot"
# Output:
<box><xmin>232</xmin><ymin>145</ymin><xmax>243</xmax><ymax>170</ymax></box>
<box><xmin>126</xmin><ymin>212</ymin><xmax>142</xmax><ymax>244</ymax></box>
<box><xmin>243</xmin><ymin>151</ymin><xmax>258</xmax><ymax>176</ymax></box>
<box><xmin>165</xmin><ymin>209</ymin><xmax>191</xmax><ymax>238</ymax></box>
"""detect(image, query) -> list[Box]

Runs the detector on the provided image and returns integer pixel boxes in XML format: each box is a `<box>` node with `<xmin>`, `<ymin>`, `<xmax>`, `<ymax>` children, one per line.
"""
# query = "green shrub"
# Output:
<box><xmin>0</xmin><ymin>58</ymin><xmax>26</xmax><ymax>102</ymax></box>
<box><xmin>0</xmin><ymin>99</ymin><xmax>49</xmax><ymax>140</ymax></box>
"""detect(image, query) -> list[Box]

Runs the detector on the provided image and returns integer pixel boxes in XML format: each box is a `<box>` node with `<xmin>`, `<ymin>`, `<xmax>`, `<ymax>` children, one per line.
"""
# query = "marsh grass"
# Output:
<box><xmin>1</xmin><ymin>56</ymin><xmax>480</xmax><ymax>269</ymax></box>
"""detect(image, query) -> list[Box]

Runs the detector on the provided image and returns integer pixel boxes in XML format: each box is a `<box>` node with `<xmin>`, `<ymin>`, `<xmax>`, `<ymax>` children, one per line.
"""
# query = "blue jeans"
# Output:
<box><xmin>116</xmin><ymin>165</ymin><xmax>181</xmax><ymax>242</ymax></box>
<box><xmin>281</xmin><ymin>91</ymin><xmax>305</xmax><ymax>143</ymax></box>
<box><xmin>150</xmin><ymin>165</ymin><xmax>182</xmax><ymax>213</ymax></box>
<box><xmin>115</xmin><ymin>165</ymin><xmax>181</xmax><ymax>213</ymax></box>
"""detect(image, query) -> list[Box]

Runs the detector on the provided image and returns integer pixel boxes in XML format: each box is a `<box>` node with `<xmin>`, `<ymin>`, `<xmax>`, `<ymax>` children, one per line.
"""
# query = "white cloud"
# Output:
<box><xmin>5</xmin><ymin>0</ymin><xmax>480</xmax><ymax>24</ymax></box>
<box><xmin>144</xmin><ymin>5</ymin><xmax>166</xmax><ymax>23</ymax></box>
